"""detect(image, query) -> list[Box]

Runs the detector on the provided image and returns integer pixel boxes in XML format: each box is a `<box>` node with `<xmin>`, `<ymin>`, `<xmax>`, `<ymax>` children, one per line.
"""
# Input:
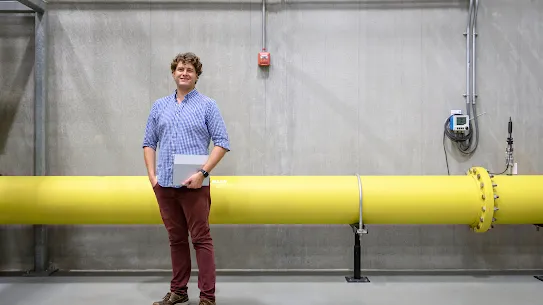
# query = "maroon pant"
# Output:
<box><xmin>153</xmin><ymin>184</ymin><xmax>215</xmax><ymax>301</ymax></box>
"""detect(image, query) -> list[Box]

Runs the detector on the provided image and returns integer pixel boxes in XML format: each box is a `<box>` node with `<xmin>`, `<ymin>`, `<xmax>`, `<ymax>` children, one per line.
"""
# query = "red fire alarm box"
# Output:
<box><xmin>258</xmin><ymin>49</ymin><xmax>270</xmax><ymax>66</ymax></box>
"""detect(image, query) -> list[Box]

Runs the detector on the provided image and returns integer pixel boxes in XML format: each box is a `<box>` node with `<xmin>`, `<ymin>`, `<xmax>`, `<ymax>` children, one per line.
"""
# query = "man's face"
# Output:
<box><xmin>172</xmin><ymin>61</ymin><xmax>197</xmax><ymax>89</ymax></box>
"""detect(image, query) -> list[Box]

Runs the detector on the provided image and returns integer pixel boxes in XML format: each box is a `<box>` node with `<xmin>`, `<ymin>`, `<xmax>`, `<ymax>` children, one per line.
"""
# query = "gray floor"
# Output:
<box><xmin>1</xmin><ymin>275</ymin><xmax>543</xmax><ymax>304</ymax></box>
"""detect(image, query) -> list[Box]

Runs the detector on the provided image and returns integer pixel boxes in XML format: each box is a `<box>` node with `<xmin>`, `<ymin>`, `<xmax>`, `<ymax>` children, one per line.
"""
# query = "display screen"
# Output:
<box><xmin>456</xmin><ymin>117</ymin><xmax>466</xmax><ymax>125</ymax></box>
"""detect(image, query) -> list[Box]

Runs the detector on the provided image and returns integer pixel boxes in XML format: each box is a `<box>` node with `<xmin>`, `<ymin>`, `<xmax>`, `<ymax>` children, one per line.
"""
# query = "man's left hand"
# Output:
<box><xmin>183</xmin><ymin>171</ymin><xmax>204</xmax><ymax>189</ymax></box>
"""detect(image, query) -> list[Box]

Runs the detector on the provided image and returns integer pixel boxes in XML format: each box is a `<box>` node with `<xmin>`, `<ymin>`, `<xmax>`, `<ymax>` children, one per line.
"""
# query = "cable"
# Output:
<box><xmin>443</xmin><ymin>129</ymin><xmax>450</xmax><ymax>175</ymax></box>
<box><xmin>443</xmin><ymin>115</ymin><xmax>472</xmax><ymax>152</ymax></box>
<box><xmin>489</xmin><ymin>117</ymin><xmax>514</xmax><ymax>176</ymax></box>
<box><xmin>443</xmin><ymin>113</ymin><xmax>513</xmax><ymax>176</ymax></box>
<box><xmin>442</xmin><ymin>97</ymin><xmax>481</xmax><ymax>175</ymax></box>
<box><xmin>489</xmin><ymin>163</ymin><xmax>509</xmax><ymax>176</ymax></box>
<box><xmin>443</xmin><ymin>106</ymin><xmax>480</xmax><ymax>156</ymax></box>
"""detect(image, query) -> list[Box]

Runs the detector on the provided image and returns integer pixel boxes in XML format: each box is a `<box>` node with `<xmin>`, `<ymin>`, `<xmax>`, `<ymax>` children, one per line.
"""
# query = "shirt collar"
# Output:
<box><xmin>172</xmin><ymin>88</ymin><xmax>198</xmax><ymax>102</ymax></box>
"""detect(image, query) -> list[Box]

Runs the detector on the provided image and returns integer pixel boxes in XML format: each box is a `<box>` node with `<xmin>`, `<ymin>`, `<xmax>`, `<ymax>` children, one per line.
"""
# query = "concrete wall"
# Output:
<box><xmin>0</xmin><ymin>13</ymin><xmax>35</xmax><ymax>272</ymax></box>
<box><xmin>1</xmin><ymin>0</ymin><xmax>543</xmax><ymax>272</ymax></box>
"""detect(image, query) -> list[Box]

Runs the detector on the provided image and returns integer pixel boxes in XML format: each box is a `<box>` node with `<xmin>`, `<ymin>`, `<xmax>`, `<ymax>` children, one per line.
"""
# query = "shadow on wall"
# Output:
<box><xmin>48</xmin><ymin>0</ymin><xmax>468</xmax><ymax>12</ymax></box>
<box><xmin>0</xmin><ymin>14</ymin><xmax>36</xmax><ymax>273</ymax></box>
<box><xmin>0</xmin><ymin>15</ymin><xmax>35</xmax><ymax>156</ymax></box>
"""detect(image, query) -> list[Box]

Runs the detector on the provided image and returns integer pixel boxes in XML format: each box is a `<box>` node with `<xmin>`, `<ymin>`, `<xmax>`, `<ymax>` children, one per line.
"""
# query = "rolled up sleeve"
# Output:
<box><xmin>206</xmin><ymin>101</ymin><xmax>230</xmax><ymax>151</ymax></box>
<box><xmin>142</xmin><ymin>103</ymin><xmax>159</xmax><ymax>150</ymax></box>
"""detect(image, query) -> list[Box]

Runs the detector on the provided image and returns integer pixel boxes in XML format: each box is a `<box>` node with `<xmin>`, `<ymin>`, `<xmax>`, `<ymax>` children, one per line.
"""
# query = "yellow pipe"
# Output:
<box><xmin>1</xmin><ymin>167</ymin><xmax>542</xmax><ymax>232</ymax></box>
<box><xmin>490</xmin><ymin>175</ymin><xmax>543</xmax><ymax>225</ymax></box>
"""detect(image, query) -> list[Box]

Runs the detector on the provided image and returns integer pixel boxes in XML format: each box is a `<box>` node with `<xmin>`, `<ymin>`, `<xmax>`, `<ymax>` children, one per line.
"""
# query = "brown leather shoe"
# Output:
<box><xmin>199</xmin><ymin>299</ymin><xmax>216</xmax><ymax>305</ymax></box>
<box><xmin>153</xmin><ymin>291</ymin><xmax>189</xmax><ymax>305</ymax></box>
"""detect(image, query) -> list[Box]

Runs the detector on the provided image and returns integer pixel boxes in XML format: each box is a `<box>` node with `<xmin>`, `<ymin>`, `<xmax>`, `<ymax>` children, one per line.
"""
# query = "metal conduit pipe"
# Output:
<box><xmin>472</xmin><ymin>0</ymin><xmax>479</xmax><ymax>108</ymax></box>
<box><xmin>1</xmin><ymin>167</ymin><xmax>543</xmax><ymax>233</ymax></box>
<box><xmin>33</xmin><ymin>4</ymin><xmax>54</xmax><ymax>276</ymax></box>
<box><xmin>465</xmin><ymin>0</ymin><xmax>473</xmax><ymax>117</ymax></box>
<box><xmin>262</xmin><ymin>0</ymin><xmax>266</xmax><ymax>51</ymax></box>
<box><xmin>454</xmin><ymin>0</ymin><xmax>479</xmax><ymax>156</ymax></box>
<box><xmin>469</xmin><ymin>0</ymin><xmax>480</xmax><ymax>155</ymax></box>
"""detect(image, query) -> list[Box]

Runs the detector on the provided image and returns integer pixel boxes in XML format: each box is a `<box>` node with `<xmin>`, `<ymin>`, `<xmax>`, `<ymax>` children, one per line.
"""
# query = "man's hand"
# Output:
<box><xmin>149</xmin><ymin>175</ymin><xmax>158</xmax><ymax>188</ymax></box>
<box><xmin>183</xmin><ymin>171</ymin><xmax>204</xmax><ymax>189</ymax></box>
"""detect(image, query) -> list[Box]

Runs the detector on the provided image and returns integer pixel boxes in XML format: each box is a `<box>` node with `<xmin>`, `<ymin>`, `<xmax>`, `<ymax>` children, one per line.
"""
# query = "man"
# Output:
<box><xmin>142</xmin><ymin>52</ymin><xmax>230</xmax><ymax>305</ymax></box>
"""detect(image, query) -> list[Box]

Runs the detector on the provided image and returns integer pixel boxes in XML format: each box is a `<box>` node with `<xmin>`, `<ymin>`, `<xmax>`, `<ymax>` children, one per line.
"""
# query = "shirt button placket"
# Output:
<box><xmin>176</xmin><ymin>101</ymin><xmax>182</xmax><ymax>141</ymax></box>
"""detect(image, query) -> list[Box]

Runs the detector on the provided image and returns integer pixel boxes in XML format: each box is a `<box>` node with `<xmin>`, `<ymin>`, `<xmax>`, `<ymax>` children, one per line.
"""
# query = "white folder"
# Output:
<box><xmin>173</xmin><ymin>154</ymin><xmax>209</xmax><ymax>187</ymax></box>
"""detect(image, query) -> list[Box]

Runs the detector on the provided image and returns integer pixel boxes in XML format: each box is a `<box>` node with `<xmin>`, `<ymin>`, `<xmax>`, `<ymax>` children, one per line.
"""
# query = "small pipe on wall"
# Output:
<box><xmin>258</xmin><ymin>0</ymin><xmax>270</xmax><ymax>66</ymax></box>
<box><xmin>262</xmin><ymin>0</ymin><xmax>266</xmax><ymax>51</ymax></box>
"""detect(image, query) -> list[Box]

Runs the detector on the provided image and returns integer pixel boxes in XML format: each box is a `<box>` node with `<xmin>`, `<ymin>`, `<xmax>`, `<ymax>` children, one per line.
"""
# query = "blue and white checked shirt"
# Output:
<box><xmin>142</xmin><ymin>89</ymin><xmax>230</xmax><ymax>188</ymax></box>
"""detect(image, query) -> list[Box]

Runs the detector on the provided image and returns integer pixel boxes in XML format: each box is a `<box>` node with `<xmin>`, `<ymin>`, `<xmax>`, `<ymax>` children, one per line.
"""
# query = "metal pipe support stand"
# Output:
<box><xmin>345</xmin><ymin>174</ymin><xmax>370</xmax><ymax>283</ymax></box>
<box><xmin>24</xmin><ymin>10</ymin><xmax>58</xmax><ymax>278</ymax></box>
<box><xmin>533</xmin><ymin>225</ymin><xmax>543</xmax><ymax>282</ymax></box>
<box><xmin>23</xmin><ymin>225</ymin><xmax>58</xmax><ymax>277</ymax></box>
<box><xmin>345</xmin><ymin>223</ymin><xmax>369</xmax><ymax>283</ymax></box>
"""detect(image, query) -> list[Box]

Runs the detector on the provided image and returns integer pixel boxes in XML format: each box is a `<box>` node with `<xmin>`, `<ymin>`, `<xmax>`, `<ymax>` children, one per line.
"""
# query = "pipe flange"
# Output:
<box><xmin>468</xmin><ymin>166</ymin><xmax>496</xmax><ymax>233</ymax></box>
<box><xmin>491</xmin><ymin>174</ymin><xmax>500</xmax><ymax>229</ymax></box>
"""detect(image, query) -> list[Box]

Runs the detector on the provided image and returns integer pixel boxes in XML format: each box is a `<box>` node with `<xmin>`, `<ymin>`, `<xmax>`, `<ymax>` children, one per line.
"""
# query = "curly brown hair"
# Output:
<box><xmin>170</xmin><ymin>52</ymin><xmax>203</xmax><ymax>77</ymax></box>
